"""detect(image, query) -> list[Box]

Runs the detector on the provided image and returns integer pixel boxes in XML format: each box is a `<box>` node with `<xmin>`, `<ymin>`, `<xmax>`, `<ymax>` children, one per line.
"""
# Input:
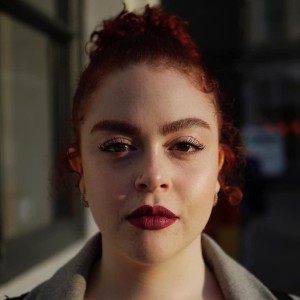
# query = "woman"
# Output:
<box><xmin>11</xmin><ymin>5</ymin><xmax>299</xmax><ymax>300</ymax></box>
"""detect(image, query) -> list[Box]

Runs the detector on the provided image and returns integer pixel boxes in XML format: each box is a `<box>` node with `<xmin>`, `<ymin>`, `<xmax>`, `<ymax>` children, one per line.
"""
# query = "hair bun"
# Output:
<box><xmin>87</xmin><ymin>5</ymin><xmax>200</xmax><ymax>62</ymax></box>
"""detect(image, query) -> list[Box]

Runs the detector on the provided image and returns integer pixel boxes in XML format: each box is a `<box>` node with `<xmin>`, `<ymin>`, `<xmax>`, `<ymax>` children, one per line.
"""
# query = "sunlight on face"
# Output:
<box><xmin>79</xmin><ymin>64</ymin><xmax>223</xmax><ymax>264</ymax></box>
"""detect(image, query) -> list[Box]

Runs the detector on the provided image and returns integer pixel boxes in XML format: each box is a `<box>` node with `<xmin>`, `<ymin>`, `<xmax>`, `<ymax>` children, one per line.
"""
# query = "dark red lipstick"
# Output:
<box><xmin>127</xmin><ymin>205</ymin><xmax>178</xmax><ymax>230</ymax></box>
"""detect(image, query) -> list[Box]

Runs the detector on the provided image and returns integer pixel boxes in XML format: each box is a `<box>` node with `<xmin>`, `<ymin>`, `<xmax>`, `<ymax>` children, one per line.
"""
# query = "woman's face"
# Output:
<box><xmin>77</xmin><ymin>64</ymin><xmax>223</xmax><ymax>264</ymax></box>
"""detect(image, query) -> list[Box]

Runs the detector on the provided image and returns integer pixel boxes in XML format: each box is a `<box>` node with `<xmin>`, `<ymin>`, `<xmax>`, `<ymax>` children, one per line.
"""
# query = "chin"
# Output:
<box><xmin>127</xmin><ymin>247</ymin><xmax>175</xmax><ymax>266</ymax></box>
<box><xmin>121</xmin><ymin>232</ymin><xmax>182</xmax><ymax>266</ymax></box>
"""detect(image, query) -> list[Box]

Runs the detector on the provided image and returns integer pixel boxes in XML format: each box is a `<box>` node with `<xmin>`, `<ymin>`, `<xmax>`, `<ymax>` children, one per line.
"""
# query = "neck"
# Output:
<box><xmin>89</xmin><ymin>236</ymin><xmax>212</xmax><ymax>300</ymax></box>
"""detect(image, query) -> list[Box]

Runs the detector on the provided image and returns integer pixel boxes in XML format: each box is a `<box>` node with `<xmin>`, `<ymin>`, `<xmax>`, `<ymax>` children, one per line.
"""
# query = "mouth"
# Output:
<box><xmin>126</xmin><ymin>205</ymin><xmax>179</xmax><ymax>230</ymax></box>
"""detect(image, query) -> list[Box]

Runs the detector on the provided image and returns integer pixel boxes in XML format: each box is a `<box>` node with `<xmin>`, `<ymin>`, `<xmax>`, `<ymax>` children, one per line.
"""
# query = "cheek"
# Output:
<box><xmin>174</xmin><ymin>155</ymin><xmax>219</xmax><ymax>219</ymax></box>
<box><xmin>86</xmin><ymin>171</ymin><xmax>127</xmax><ymax>232</ymax></box>
<box><xmin>176</xmin><ymin>176</ymin><xmax>216</xmax><ymax>234</ymax></box>
<box><xmin>83</xmin><ymin>163</ymin><xmax>134</xmax><ymax>221</ymax></box>
<box><xmin>83</xmin><ymin>154</ymin><xmax>131</xmax><ymax>194</ymax></box>
<box><xmin>176</xmin><ymin>173</ymin><xmax>216</xmax><ymax>209</ymax></box>
<box><xmin>176</xmin><ymin>151</ymin><xmax>219</xmax><ymax>193</ymax></box>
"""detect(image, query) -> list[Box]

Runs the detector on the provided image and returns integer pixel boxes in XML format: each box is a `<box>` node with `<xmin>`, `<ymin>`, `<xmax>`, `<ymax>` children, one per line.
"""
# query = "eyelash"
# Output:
<box><xmin>98</xmin><ymin>136</ymin><xmax>205</xmax><ymax>155</ymax></box>
<box><xmin>169</xmin><ymin>137</ymin><xmax>205</xmax><ymax>153</ymax></box>
<box><xmin>98</xmin><ymin>137</ymin><xmax>136</xmax><ymax>153</ymax></box>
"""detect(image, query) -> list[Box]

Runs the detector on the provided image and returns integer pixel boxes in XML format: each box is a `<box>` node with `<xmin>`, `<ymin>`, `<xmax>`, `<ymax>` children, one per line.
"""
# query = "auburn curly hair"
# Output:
<box><xmin>71</xmin><ymin>5</ymin><xmax>245</xmax><ymax>206</ymax></box>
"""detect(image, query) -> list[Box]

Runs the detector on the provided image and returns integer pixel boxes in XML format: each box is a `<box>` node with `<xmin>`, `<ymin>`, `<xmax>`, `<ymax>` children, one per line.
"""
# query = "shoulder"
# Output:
<box><xmin>5</xmin><ymin>234</ymin><xmax>102</xmax><ymax>300</ymax></box>
<box><xmin>4</xmin><ymin>294</ymin><xmax>29</xmax><ymax>300</ymax></box>
<box><xmin>287</xmin><ymin>293</ymin><xmax>300</xmax><ymax>300</ymax></box>
<box><xmin>201</xmin><ymin>234</ymin><xmax>299</xmax><ymax>300</ymax></box>
<box><xmin>272</xmin><ymin>291</ymin><xmax>300</xmax><ymax>300</ymax></box>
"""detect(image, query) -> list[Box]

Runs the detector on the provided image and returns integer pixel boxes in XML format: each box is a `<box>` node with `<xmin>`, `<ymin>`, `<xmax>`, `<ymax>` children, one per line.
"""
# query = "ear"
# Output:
<box><xmin>215</xmin><ymin>147</ymin><xmax>225</xmax><ymax>193</ymax></box>
<box><xmin>218</xmin><ymin>147</ymin><xmax>225</xmax><ymax>172</ymax></box>
<box><xmin>68</xmin><ymin>147</ymin><xmax>85</xmax><ymax>194</ymax></box>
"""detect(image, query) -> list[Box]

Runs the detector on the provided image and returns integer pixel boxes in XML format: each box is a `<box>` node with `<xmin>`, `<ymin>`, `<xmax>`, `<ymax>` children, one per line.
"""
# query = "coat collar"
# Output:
<box><xmin>202</xmin><ymin>234</ymin><xmax>276</xmax><ymax>300</ymax></box>
<box><xmin>25</xmin><ymin>233</ymin><xmax>277</xmax><ymax>300</ymax></box>
<box><xmin>25</xmin><ymin>234</ymin><xmax>101</xmax><ymax>300</ymax></box>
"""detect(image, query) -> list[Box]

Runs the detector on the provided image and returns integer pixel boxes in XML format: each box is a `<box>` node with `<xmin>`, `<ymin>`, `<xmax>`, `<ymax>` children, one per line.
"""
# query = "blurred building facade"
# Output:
<box><xmin>162</xmin><ymin>0</ymin><xmax>300</xmax><ymax>294</ymax></box>
<box><xmin>0</xmin><ymin>0</ymin><xmax>299</xmax><ymax>296</ymax></box>
<box><xmin>240</xmin><ymin>0</ymin><xmax>300</xmax><ymax>294</ymax></box>
<box><xmin>0</xmin><ymin>0</ymin><xmax>84</xmax><ymax>294</ymax></box>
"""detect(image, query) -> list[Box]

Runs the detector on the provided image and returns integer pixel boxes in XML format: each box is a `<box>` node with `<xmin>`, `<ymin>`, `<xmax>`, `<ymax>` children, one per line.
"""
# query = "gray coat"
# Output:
<box><xmin>22</xmin><ymin>233</ymin><xmax>299</xmax><ymax>300</ymax></box>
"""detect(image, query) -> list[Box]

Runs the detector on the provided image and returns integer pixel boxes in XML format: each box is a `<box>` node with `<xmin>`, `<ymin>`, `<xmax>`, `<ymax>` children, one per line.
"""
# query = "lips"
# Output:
<box><xmin>126</xmin><ymin>205</ymin><xmax>178</xmax><ymax>230</ymax></box>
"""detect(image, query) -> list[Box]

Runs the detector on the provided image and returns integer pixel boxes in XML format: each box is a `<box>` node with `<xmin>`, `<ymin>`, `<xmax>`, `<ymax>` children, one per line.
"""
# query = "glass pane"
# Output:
<box><xmin>263</xmin><ymin>0</ymin><xmax>285</xmax><ymax>41</ymax></box>
<box><xmin>20</xmin><ymin>0</ymin><xmax>56</xmax><ymax>18</ymax></box>
<box><xmin>0</xmin><ymin>13</ymin><xmax>53</xmax><ymax>239</ymax></box>
<box><xmin>287</xmin><ymin>0</ymin><xmax>300</xmax><ymax>40</ymax></box>
<box><xmin>242</xmin><ymin>64</ymin><xmax>300</xmax><ymax>178</ymax></box>
<box><xmin>241</xmin><ymin>62</ymin><xmax>300</xmax><ymax>294</ymax></box>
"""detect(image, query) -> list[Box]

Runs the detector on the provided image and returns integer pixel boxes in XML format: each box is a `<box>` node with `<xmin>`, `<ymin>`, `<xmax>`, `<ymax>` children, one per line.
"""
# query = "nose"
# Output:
<box><xmin>134</xmin><ymin>151</ymin><xmax>171</xmax><ymax>193</ymax></box>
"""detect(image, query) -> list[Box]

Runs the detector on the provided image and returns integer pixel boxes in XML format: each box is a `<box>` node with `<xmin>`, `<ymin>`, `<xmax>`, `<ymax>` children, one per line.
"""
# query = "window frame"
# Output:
<box><xmin>0</xmin><ymin>0</ymin><xmax>84</xmax><ymax>283</ymax></box>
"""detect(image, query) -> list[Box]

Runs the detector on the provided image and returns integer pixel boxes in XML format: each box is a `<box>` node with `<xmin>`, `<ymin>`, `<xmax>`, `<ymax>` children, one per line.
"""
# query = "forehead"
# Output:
<box><xmin>85</xmin><ymin>63</ymin><xmax>218</xmax><ymax>132</ymax></box>
<box><xmin>91</xmin><ymin>64</ymin><xmax>215</xmax><ymax>105</ymax></box>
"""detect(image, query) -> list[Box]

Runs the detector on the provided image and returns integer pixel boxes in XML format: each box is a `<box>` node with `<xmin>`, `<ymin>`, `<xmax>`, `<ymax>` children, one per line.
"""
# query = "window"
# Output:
<box><xmin>0</xmin><ymin>0</ymin><xmax>83</xmax><ymax>283</ymax></box>
<box><xmin>263</xmin><ymin>0</ymin><xmax>285</xmax><ymax>41</ymax></box>
<box><xmin>245</xmin><ymin>0</ymin><xmax>300</xmax><ymax>46</ymax></box>
<box><xmin>242</xmin><ymin>62</ymin><xmax>300</xmax><ymax>177</ymax></box>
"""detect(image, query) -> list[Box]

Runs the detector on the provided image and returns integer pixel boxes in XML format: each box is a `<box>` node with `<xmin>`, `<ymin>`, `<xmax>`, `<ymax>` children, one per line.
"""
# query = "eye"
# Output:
<box><xmin>98</xmin><ymin>138</ymin><xmax>137</xmax><ymax>153</ymax></box>
<box><xmin>169</xmin><ymin>137</ymin><xmax>205</xmax><ymax>153</ymax></box>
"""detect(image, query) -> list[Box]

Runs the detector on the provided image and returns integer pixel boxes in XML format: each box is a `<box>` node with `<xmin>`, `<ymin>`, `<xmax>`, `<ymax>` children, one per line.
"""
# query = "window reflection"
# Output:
<box><xmin>20</xmin><ymin>0</ymin><xmax>56</xmax><ymax>18</ymax></box>
<box><xmin>0</xmin><ymin>13</ymin><xmax>53</xmax><ymax>239</ymax></box>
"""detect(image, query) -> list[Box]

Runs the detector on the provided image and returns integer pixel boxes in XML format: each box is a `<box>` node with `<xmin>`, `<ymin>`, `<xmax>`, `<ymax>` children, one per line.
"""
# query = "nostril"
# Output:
<box><xmin>138</xmin><ymin>183</ymin><xmax>147</xmax><ymax>189</ymax></box>
<box><xmin>134</xmin><ymin>174</ymin><xmax>170</xmax><ymax>191</ymax></box>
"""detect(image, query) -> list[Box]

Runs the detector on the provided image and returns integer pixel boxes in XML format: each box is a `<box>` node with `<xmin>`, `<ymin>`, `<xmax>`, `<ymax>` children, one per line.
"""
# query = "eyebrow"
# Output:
<box><xmin>90</xmin><ymin>120</ymin><xmax>141</xmax><ymax>135</ymax></box>
<box><xmin>90</xmin><ymin>117</ymin><xmax>210</xmax><ymax>135</ymax></box>
<box><xmin>160</xmin><ymin>118</ymin><xmax>210</xmax><ymax>135</ymax></box>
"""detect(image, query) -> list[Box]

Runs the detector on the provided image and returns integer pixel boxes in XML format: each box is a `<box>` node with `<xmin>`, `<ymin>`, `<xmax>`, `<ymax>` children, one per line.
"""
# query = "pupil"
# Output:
<box><xmin>180</xmin><ymin>143</ymin><xmax>190</xmax><ymax>151</ymax></box>
<box><xmin>115</xmin><ymin>144</ymin><xmax>127</xmax><ymax>152</ymax></box>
